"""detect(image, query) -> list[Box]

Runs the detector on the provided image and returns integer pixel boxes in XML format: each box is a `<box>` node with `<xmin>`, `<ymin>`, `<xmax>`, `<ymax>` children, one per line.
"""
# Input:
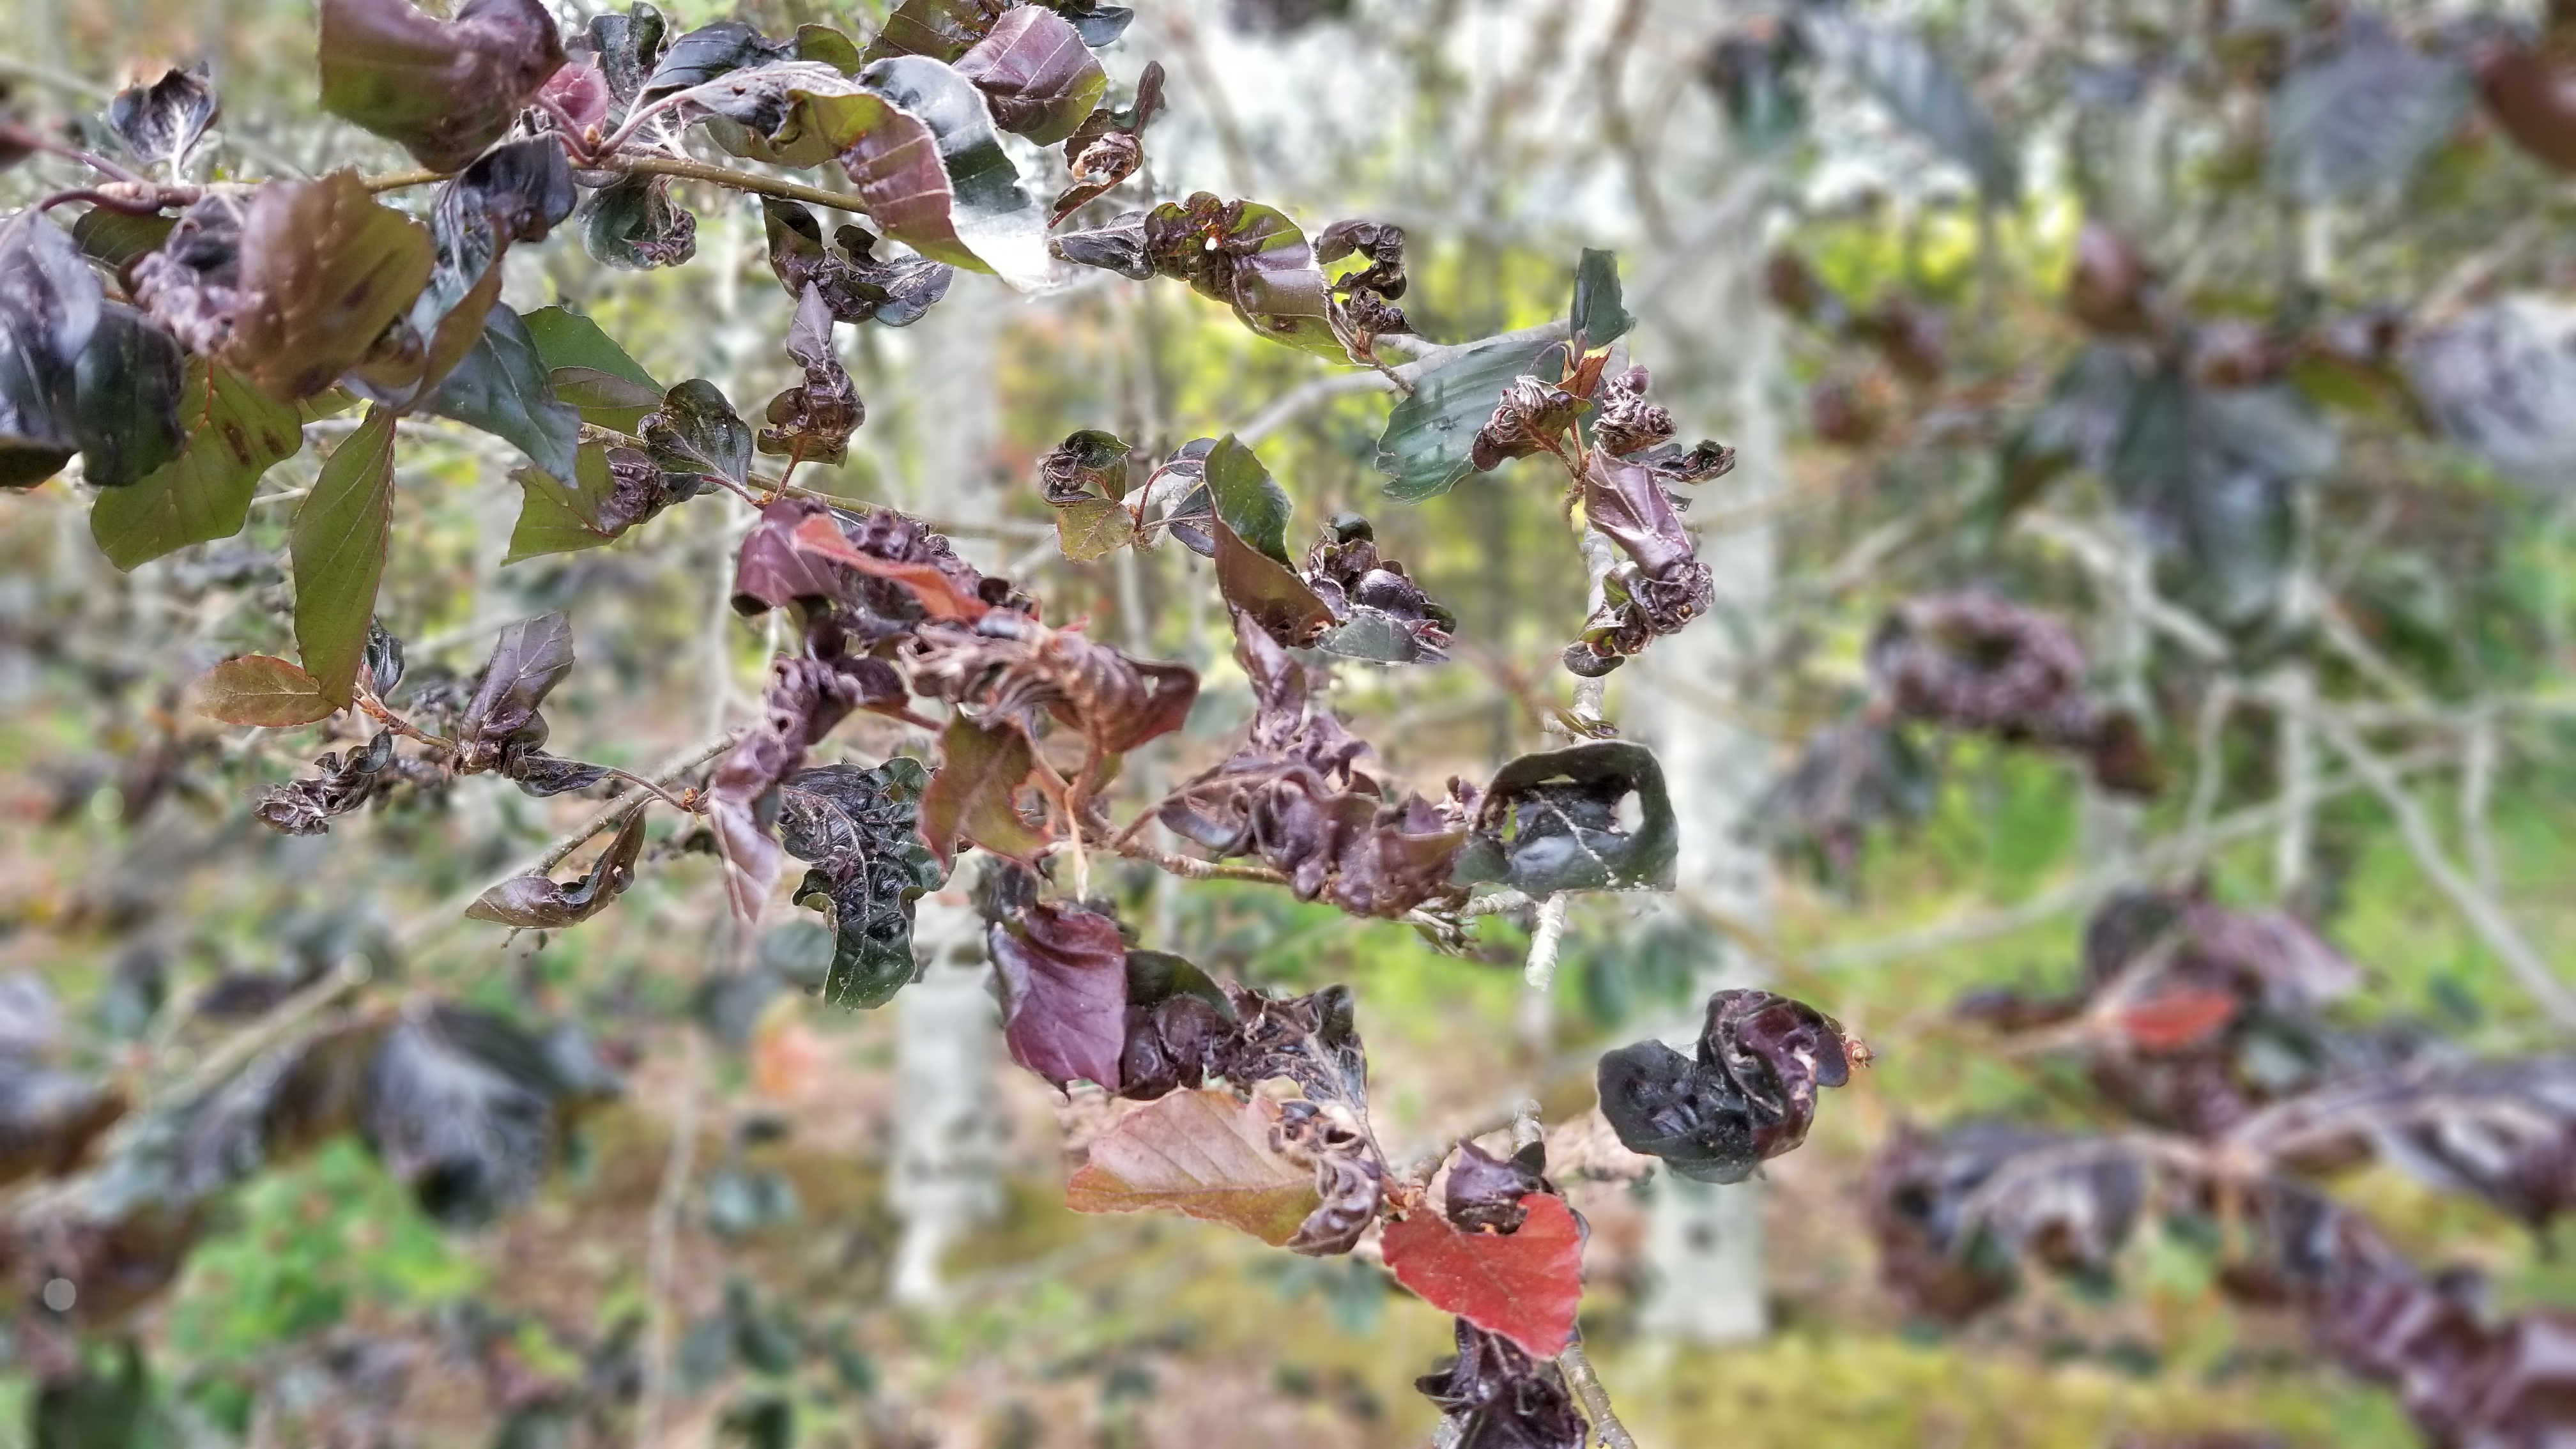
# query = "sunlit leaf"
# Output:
<box><xmin>1383</xmin><ymin>1194</ymin><xmax>1583</xmax><ymax>1358</ymax></box>
<box><xmin>841</xmin><ymin>56</ymin><xmax>1053</xmax><ymax>289</ymax></box>
<box><xmin>195</xmin><ymin>656</ymin><xmax>338</xmax><ymax>727</ymax></box>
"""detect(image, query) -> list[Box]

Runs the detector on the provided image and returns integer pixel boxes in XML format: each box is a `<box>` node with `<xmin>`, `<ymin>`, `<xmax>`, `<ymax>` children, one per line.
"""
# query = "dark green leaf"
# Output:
<box><xmin>548</xmin><ymin>367</ymin><xmax>663</xmax><ymax>427</ymax></box>
<box><xmin>0</xmin><ymin>210</ymin><xmax>102</xmax><ymax>488</ymax></box>
<box><xmin>506</xmin><ymin>442</ymin><xmax>675</xmax><ymax>562</ymax></box>
<box><xmin>358</xmin><ymin>1004</ymin><xmax>571</xmax><ymax>1227</ymax></box>
<box><xmin>1375</xmin><ymin>338</ymin><xmax>1565</xmax><ymax>502</ymax></box>
<box><xmin>291</xmin><ymin>405</ymin><xmax>399</xmax><ymax>707</ymax></box>
<box><xmin>34</xmin><ymin>1345</ymin><xmax>176</xmax><ymax>1449</ymax></box>
<box><xmin>427</xmin><ymin>303</ymin><xmax>581</xmax><ymax>481</ymax></box>
<box><xmin>68</xmin><ymin>207</ymin><xmax>176</xmax><ymax>280</ymax></box>
<box><xmin>1453</xmin><ymin>741</ymin><xmax>1678</xmax><ymax>894</ymax></box>
<box><xmin>2269</xmin><ymin>19</ymin><xmax>2469</xmax><ymax>203</ymax></box>
<box><xmin>107</xmin><ymin>64</ymin><xmax>218</xmax><ymax>169</ymax></box>
<box><xmin>585</xmin><ymin>3</ymin><xmax>668</xmax><ymax>105</ymax></box>
<box><xmin>843</xmin><ymin>55</ymin><xmax>1052</xmax><ymax>288</ymax></box>
<box><xmin>1799</xmin><ymin>12</ymin><xmax>2018</xmax><ymax>204</ymax></box>
<box><xmin>638</xmin><ymin>19</ymin><xmax>791</xmax><ymax>99</ymax></box>
<box><xmin>781</xmin><ymin>759</ymin><xmax>945</xmax><ymax>1009</ymax></box>
<box><xmin>90</xmin><ymin>360</ymin><xmax>303</xmax><ymax>569</ymax></box>
<box><xmin>1569</xmin><ymin>249</ymin><xmax>1632</xmax><ymax>349</ymax></box>
<box><xmin>72</xmin><ymin>302</ymin><xmax>185</xmax><ymax>487</ymax></box>
<box><xmin>953</xmin><ymin>6</ymin><xmax>1105</xmax><ymax>146</ymax></box>
<box><xmin>644</xmin><ymin>378</ymin><xmax>753</xmax><ymax>486</ymax></box>
<box><xmin>1202</xmin><ymin>433</ymin><xmax>1292</xmax><ymax>564</ymax></box>
<box><xmin>319</xmin><ymin>0</ymin><xmax>567</xmax><ymax>172</ymax></box>
<box><xmin>581</xmin><ymin>172</ymin><xmax>698</xmax><ymax>270</ymax></box>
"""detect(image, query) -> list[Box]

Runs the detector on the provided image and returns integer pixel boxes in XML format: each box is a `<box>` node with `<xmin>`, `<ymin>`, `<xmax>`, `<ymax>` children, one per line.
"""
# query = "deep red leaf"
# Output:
<box><xmin>992</xmin><ymin>901</ymin><xmax>1126</xmax><ymax>1090</ymax></box>
<box><xmin>2112</xmin><ymin>985</ymin><xmax>2241</xmax><ymax>1053</ymax></box>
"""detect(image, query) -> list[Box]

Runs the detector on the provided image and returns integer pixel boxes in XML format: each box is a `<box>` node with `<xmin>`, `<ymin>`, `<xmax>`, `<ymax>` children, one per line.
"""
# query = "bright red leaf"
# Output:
<box><xmin>2113</xmin><ymin>986</ymin><xmax>2239</xmax><ymax>1052</ymax></box>
<box><xmin>1382</xmin><ymin>1192</ymin><xmax>1583</xmax><ymax>1358</ymax></box>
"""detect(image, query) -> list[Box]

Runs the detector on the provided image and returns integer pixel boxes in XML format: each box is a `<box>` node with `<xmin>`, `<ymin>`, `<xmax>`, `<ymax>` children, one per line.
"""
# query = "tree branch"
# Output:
<box><xmin>620</xmin><ymin>154</ymin><xmax>870</xmax><ymax>215</ymax></box>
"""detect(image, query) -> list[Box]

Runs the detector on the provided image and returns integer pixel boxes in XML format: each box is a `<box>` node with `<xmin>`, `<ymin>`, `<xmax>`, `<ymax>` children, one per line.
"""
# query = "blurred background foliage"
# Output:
<box><xmin>3</xmin><ymin>0</ymin><xmax>2575</xmax><ymax>1445</ymax></box>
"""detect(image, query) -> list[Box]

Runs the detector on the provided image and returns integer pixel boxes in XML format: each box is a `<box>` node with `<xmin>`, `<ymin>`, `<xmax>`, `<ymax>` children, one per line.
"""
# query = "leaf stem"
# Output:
<box><xmin>360</xmin><ymin>167</ymin><xmax>453</xmax><ymax>194</ymax></box>
<box><xmin>620</xmin><ymin>155</ymin><xmax>870</xmax><ymax>215</ymax></box>
<box><xmin>515</xmin><ymin>732</ymin><xmax>739</xmax><ymax>884</ymax></box>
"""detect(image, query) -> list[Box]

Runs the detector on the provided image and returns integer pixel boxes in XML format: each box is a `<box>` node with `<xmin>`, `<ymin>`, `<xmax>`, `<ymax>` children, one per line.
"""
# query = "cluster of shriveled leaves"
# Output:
<box><xmin>1867</xmin><ymin>591</ymin><xmax>2161</xmax><ymax>796</ymax></box>
<box><xmin>1871</xmin><ymin>886</ymin><xmax>2576</xmax><ymax>1446</ymax></box>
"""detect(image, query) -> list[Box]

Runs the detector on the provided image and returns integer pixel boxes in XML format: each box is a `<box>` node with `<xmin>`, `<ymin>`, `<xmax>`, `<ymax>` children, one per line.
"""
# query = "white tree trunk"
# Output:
<box><xmin>1626</xmin><ymin>203</ymin><xmax>1783</xmax><ymax>1344</ymax></box>
<box><xmin>885</xmin><ymin>280</ymin><xmax>1012</xmax><ymax>1305</ymax></box>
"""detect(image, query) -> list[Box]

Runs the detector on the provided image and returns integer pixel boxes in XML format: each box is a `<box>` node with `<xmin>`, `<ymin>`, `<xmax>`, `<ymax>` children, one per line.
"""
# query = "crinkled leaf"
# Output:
<box><xmin>1065</xmin><ymin>1087</ymin><xmax>1325</xmax><ymax>1245</ymax></box>
<box><xmin>711</xmin><ymin>653</ymin><xmax>909</xmax><ymax>924</ymax></box>
<box><xmin>677</xmin><ymin>60</ymin><xmax>890</xmax><ymax>169</ymax></box>
<box><xmin>196</xmin><ymin>656</ymin><xmax>337</xmax><ymax>727</ymax></box>
<box><xmin>358</xmin><ymin>1004</ymin><xmax>571</xmax><ymax>1226</ymax></box>
<box><xmin>643</xmin><ymin>378</ymin><xmax>752</xmax><ymax>486</ymax></box>
<box><xmin>456</xmin><ymin>611</ymin><xmax>576</xmax><ymax>767</ymax></box>
<box><xmin>291</xmin><ymin>406</ymin><xmax>399</xmax><ymax>707</ymax></box>
<box><xmin>1568</xmin><ymin>247</ymin><xmax>1632</xmax><ymax>349</ymax></box>
<box><xmin>427</xmin><ymin>303</ymin><xmax>581</xmax><ymax>481</ymax></box>
<box><xmin>780</xmin><ymin>758</ymin><xmax>944</xmax><ymax>1009</ymax></box>
<box><xmin>583</xmin><ymin>3</ymin><xmax>668</xmax><ymax>107</ymax></box>
<box><xmin>2268</xmin><ymin>19</ymin><xmax>2469</xmax><ymax>203</ymax></box>
<box><xmin>1444</xmin><ymin>1140</ymin><xmax>1547</xmax><ymax>1234</ymax></box>
<box><xmin>917</xmin><ymin>711</ymin><xmax>1042</xmax><ymax>870</ymax></box>
<box><xmin>252</xmin><ymin>729</ymin><xmax>395</xmax><ymax>834</ymax></box>
<box><xmin>1039</xmin><ymin>0</ymin><xmax>1133</xmax><ymax>47</ymax></box>
<box><xmin>580</xmin><ymin>172</ymin><xmax>698</xmax><ymax>270</ymax></box>
<box><xmin>361</xmin><ymin>137</ymin><xmax>574</xmax><ymax>408</ymax></box>
<box><xmin>1383</xmin><ymin>1194</ymin><xmax>1582</xmax><ymax>1358</ymax></box>
<box><xmin>992</xmin><ymin>901</ymin><xmax>1128</xmax><ymax>1089</ymax></box>
<box><xmin>1038</xmin><ymin>427</ymin><xmax>1131</xmax><ymax>503</ymax></box>
<box><xmin>72</xmin><ymin>302</ymin><xmax>186</xmax><ymax>488</ymax></box>
<box><xmin>91</xmin><ymin>360</ymin><xmax>302</xmax><ymax>569</ymax></box>
<box><xmin>506</xmin><ymin>441</ymin><xmax>685</xmax><ymax>562</ymax></box>
<box><xmin>760</xmin><ymin>200</ymin><xmax>953</xmax><ymax>327</ymax></box>
<box><xmin>319</xmin><ymin>0</ymin><xmax>567</xmax><ymax>172</ymax></box>
<box><xmin>1414</xmin><ymin>1320</ymin><xmax>1586</xmax><ymax>1449</ymax></box>
<box><xmin>1138</xmin><ymin>194</ymin><xmax>1339</xmax><ymax>357</ymax></box>
<box><xmin>0</xmin><ymin>210</ymin><xmax>101</xmax><ymax>487</ymax></box>
<box><xmin>107</xmin><ymin>64</ymin><xmax>218</xmax><ymax>169</ymax></box>
<box><xmin>466</xmin><ymin>809</ymin><xmax>647</xmax><ymax>929</ymax></box>
<box><xmin>1454</xmin><ymin>741</ymin><xmax>1676</xmax><ymax>894</ymax></box>
<box><xmin>1376</xmin><ymin>338</ymin><xmax>1566</xmax><ymax>502</ymax></box>
<box><xmin>952</xmin><ymin>6</ymin><xmax>1105</xmax><ymax>146</ymax></box>
<box><xmin>1597</xmin><ymin>988</ymin><xmax>1852</xmax><ymax>1184</ymax></box>
<box><xmin>841</xmin><ymin>56</ymin><xmax>1052</xmax><ymax>289</ymax></box>
<box><xmin>1798</xmin><ymin>11</ymin><xmax>2018</xmax><ymax>203</ymax></box>
<box><xmin>756</xmin><ymin>284</ymin><xmax>863</xmax><ymax>466</ymax></box>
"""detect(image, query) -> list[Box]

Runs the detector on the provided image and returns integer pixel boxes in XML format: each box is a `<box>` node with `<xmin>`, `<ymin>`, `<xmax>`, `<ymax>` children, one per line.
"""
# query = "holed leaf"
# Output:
<box><xmin>778</xmin><ymin>758</ymin><xmax>945</xmax><ymax>1009</ymax></box>
<box><xmin>466</xmin><ymin>808</ymin><xmax>647</xmax><ymax>929</ymax></box>
<box><xmin>1597</xmin><ymin>988</ymin><xmax>1853</xmax><ymax>1184</ymax></box>
<box><xmin>951</xmin><ymin>5</ymin><xmax>1105</xmax><ymax>146</ymax></box>
<box><xmin>291</xmin><ymin>406</ymin><xmax>399</xmax><ymax>707</ymax></box>
<box><xmin>319</xmin><ymin>0</ymin><xmax>568</xmax><ymax>172</ymax></box>
<box><xmin>1383</xmin><ymin>1193</ymin><xmax>1583</xmax><ymax>1359</ymax></box>
<box><xmin>196</xmin><ymin>656</ymin><xmax>337</xmax><ymax>727</ymax></box>
<box><xmin>991</xmin><ymin>900</ymin><xmax>1128</xmax><ymax>1089</ymax></box>
<box><xmin>91</xmin><ymin>360</ymin><xmax>302</xmax><ymax>569</ymax></box>
<box><xmin>1454</xmin><ymin>740</ymin><xmax>1677</xmax><ymax>894</ymax></box>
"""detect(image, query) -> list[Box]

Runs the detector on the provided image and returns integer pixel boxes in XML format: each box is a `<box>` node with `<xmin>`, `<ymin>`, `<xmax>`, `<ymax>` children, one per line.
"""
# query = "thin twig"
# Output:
<box><xmin>1556</xmin><ymin>1338</ymin><xmax>1640</xmax><ymax>1449</ymax></box>
<box><xmin>623</xmin><ymin>154</ymin><xmax>869</xmax><ymax>215</ymax></box>
<box><xmin>1522</xmin><ymin>894</ymin><xmax>1574</xmax><ymax>992</ymax></box>
<box><xmin>518</xmin><ymin>733</ymin><xmax>738</xmax><ymax>883</ymax></box>
<box><xmin>2298</xmin><ymin>701</ymin><xmax>2576</xmax><ymax>1031</ymax></box>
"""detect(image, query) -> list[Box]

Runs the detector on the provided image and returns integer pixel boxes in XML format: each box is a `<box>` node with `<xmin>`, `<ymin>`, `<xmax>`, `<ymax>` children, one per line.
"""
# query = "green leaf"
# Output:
<box><xmin>1800</xmin><ymin>13</ymin><xmax>2018</xmax><ymax>204</ymax></box>
<box><xmin>195</xmin><ymin>655</ymin><xmax>339</xmax><ymax>726</ymax></box>
<box><xmin>796</xmin><ymin>22</ymin><xmax>865</xmax><ymax>74</ymax></box>
<box><xmin>427</xmin><ymin>303</ymin><xmax>581</xmax><ymax>480</ymax></box>
<box><xmin>524</xmin><ymin>305</ymin><xmax>663</xmax><ymax>431</ymax></box>
<box><xmin>91</xmin><ymin>360</ymin><xmax>303</xmax><ymax>570</ymax></box>
<box><xmin>72</xmin><ymin>302</ymin><xmax>186</xmax><ymax>487</ymax></box>
<box><xmin>291</xmin><ymin>404</ymin><xmax>399</xmax><ymax>707</ymax></box>
<box><xmin>779</xmin><ymin>758</ymin><xmax>946</xmax><ymax>1009</ymax></box>
<box><xmin>1201</xmin><ymin>434</ymin><xmax>1292</xmax><ymax>564</ymax></box>
<box><xmin>1453</xmin><ymin>740</ymin><xmax>1678</xmax><ymax>894</ymax></box>
<box><xmin>953</xmin><ymin>6</ymin><xmax>1107</xmax><ymax>146</ymax></box>
<box><xmin>2268</xmin><ymin>19</ymin><xmax>2468</xmax><ymax>203</ymax></box>
<box><xmin>1055</xmin><ymin>496</ymin><xmax>1135</xmax><ymax>561</ymax></box>
<box><xmin>548</xmin><ymin>367</ymin><xmax>663</xmax><ymax>430</ymax></box>
<box><xmin>68</xmin><ymin>206</ymin><xmax>175</xmax><ymax>279</ymax></box>
<box><xmin>1570</xmin><ymin>249</ymin><xmax>1633</xmax><ymax>349</ymax></box>
<box><xmin>505</xmin><ymin>442</ymin><xmax>621</xmax><ymax>564</ymax></box>
<box><xmin>844</xmin><ymin>56</ymin><xmax>1052</xmax><ymax>289</ymax></box>
<box><xmin>319</xmin><ymin>0</ymin><xmax>567</xmax><ymax>172</ymax></box>
<box><xmin>918</xmin><ymin>713</ymin><xmax>1041</xmax><ymax>870</ymax></box>
<box><xmin>1375</xmin><ymin>337</ymin><xmax>1565</xmax><ymax>503</ymax></box>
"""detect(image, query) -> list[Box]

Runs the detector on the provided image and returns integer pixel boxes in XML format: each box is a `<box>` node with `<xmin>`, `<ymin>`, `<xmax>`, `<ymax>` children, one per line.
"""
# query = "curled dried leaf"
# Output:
<box><xmin>466</xmin><ymin>809</ymin><xmax>647</xmax><ymax>930</ymax></box>
<box><xmin>1597</xmin><ymin>988</ymin><xmax>1853</xmax><ymax>1183</ymax></box>
<box><xmin>252</xmin><ymin>730</ymin><xmax>395</xmax><ymax>836</ymax></box>
<box><xmin>757</xmin><ymin>284</ymin><xmax>863</xmax><ymax>466</ymax></box>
